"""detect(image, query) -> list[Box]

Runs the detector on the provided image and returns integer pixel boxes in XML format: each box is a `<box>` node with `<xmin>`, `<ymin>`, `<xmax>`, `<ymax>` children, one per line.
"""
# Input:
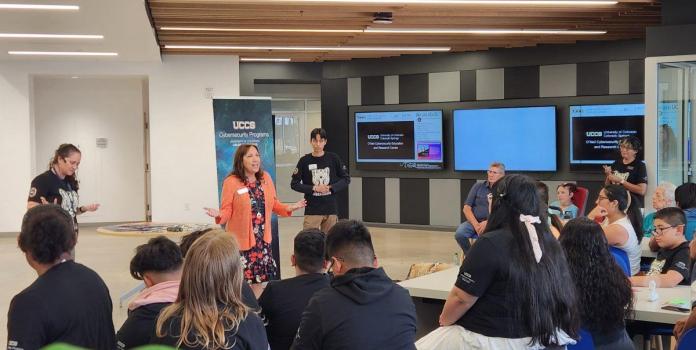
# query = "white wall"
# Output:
<box><xmin>0</xmin><ymin>55</ymin><xmax>240</xmax><ymax>232</ymax></box>
<box><xmin>33</xmin><ymin>77</ymin><xmax>146</xmax><ymax>223</ymax></box>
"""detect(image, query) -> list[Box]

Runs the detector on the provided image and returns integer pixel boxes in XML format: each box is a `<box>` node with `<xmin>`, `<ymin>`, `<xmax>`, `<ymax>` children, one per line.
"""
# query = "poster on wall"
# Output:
<box><xmin>212</xmin><ymin>97</ymin><xmax>281</xmax><ymax>277</ymax></box>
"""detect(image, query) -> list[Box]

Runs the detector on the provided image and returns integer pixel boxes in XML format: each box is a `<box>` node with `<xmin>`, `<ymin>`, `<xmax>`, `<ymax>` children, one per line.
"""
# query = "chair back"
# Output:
<box><xmin>610</xmin><ymin>246</ymin><xmax>631</xmax><ymax>276</ymax></box>
<box><xmin>567</xmin><ymin>328</ymin><xmax>594</xmax><ymax>350</ymax></box>
<box><xmin>572</xmin><ymin>186</ymin><xmax>590</xmax><ymax>217</ymax></box>
<box><xmin>677</xmin><ymin>328</ymin><xmax>696</xmax><ymax>350</ymax></box>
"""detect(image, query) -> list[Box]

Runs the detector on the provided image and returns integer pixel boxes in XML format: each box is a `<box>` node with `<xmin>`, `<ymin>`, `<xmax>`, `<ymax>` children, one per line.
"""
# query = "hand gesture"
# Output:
<box><xmin>607</xmin><ymin>174</ymin><xmax>623</xmax><ymax>184</ymax></box>
<box><xmin>204</xmin><ymin>207</ymin><xmax>220</xmax><ymax>218</ymax></box>
<box><xmin>602</xmin><ymin>165</ymin><xmax>612</xmax><ymax>176</ymax></box>
<box><xmin>40</xmin><ymin>196</ymin><xmax>58</xmax><ymax>205</ymax></box>
<box><xmin>476</xmin><ymin>220</ymin><xmax>487</xmax><ymax>234</ymax></box>
<box><xmin>674</xmin><ymin>318</ymin><xmax>686</xmax><ymax>339</ymax></box>
<box><xmin>313</xmin><ymin>184</ymin><xmax>331</xmax><ymax>194</ymax></box>
<box><xmin>589</xmin><ymin>205</ymin><xmax>608</xmax><ymax>219</ymax></box>
<box><xmin>83</xmin><ymin>203</ymin><xmax>100</xmax><ymax>212</ymax></box>
<box><xmin>288</xmin><ymin>199</ymin><xmax>307</xmax><ymax>211</ymax></box>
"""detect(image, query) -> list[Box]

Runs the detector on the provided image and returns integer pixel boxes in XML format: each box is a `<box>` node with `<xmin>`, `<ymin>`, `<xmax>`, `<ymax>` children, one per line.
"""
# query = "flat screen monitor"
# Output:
<box><xmin>453</xmin><ymin>106</ymin><xmax>557</xmax><ymax>171</ymax></box>
<box><xmin>569</xmin><ymin>103</ymin><xmax>644</xmax><ymax>170</ymax></box>
<box><xmin>355</xmin><ymin>110</ymin><xmax>443</xmax><ymax>170</ymax></box>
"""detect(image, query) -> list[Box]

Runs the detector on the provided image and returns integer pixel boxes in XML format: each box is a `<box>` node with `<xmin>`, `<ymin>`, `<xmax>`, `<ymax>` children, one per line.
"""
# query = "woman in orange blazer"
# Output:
<box><xmin>205</xmin><ymin>144</ymin><xmax>305</xmax><ymax>293</ymax></box>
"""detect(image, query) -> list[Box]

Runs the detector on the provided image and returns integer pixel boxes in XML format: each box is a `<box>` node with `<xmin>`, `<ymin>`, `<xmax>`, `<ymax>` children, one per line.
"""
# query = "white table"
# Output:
<box><xmin>399</xmin><ymin>267</ymin><xmax>691</xmax><ymax>324</ymax></box>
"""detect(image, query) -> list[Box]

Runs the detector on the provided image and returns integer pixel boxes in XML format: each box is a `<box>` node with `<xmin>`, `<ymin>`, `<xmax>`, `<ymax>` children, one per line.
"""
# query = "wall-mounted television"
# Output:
<box><xmin>569</xmin><ymin>103</ymin><xmax>644</xmax><ymax>170</ymax></box>
<box><xmin>355</xmin><ymin>110</ymin><xmax>443</xmax><ymax>170</ymax></box>
<box><xmin>453</xmin><ymin>106</ymin><xmax>557</xmax><ymax>171</ymax></box>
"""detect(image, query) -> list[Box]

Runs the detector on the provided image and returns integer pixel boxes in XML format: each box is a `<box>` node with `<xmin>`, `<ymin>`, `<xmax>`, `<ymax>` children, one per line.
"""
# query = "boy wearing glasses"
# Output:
<box><xmin>630</xmin><ymin>207</ymin><xmax>690</xmax><ymax>287</ymax></box>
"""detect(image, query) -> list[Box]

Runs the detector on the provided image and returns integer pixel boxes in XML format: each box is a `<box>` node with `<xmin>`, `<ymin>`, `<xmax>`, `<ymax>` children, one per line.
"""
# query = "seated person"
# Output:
<box><xmin>549</xmin><ymin>182</ymin><xmax>579</xmax><ymax>220</ymax></box>
<box><xmin>8</xmin><ymin>205</ymin><xmax>115</xmax><ymax>349</ymax></box>
<box><xmin>116</xmin><ymin>236</ymin><xmax>183</xmax><ymax>349</ymax></box>
<box><xmin>674</xmin><ymin>238</ymin><xmax>696</xmax><ymax>339</ymax></box>
<box><xmin>560</xmin><ymin>218</ymin><xmax>634</xmax><ymax>349</ymax></box>
<box><xmin>675</xmin><ymin>182</ymin><xmax>696</xmax><ymax>241</ymax></box>
<box><xmin>259</xmin><ymin>228</ymin><xmax>330</xmax><ymax>350</ymax></box>
<box><xmin>643</xmin><ymin>182</ymin><xmax>677</xmax><ymax>240</ymax></box>
<box><xmin>291</xmin><ymin>220</ymin><xmax>417</xmax><ymax>350</ymax></box>
<box><xmin>180</xmin><ymin>228</ymin><xmax>259</xmax><ymax>311</ymax></box>
<box><xmin>631</xmin><ymin>207</ymin><xmax>690</xmax><ymax>287</ymax></box>
<box><xmin>536</xmin><ymin>181</ymin><xmax>563</xmax><ymax>238</ymax></box>
<box><xmin>420</xmin><ymin>175</ymin><xmax>577</xmax><ymax>349</ymax></box>
<box><xmin>454</xmin><ymin>162</ymin><xmax>505</xmax><ymax>253</ymax></box>
<box><xmin>152</xmin><ymin>229</ymin><xmax>268</xmax><ymax>349</ymax></box>
<box><xmin>587</xmin><ymin>185</ymin><xmax>643</xmax><ymax>275</ymax></box>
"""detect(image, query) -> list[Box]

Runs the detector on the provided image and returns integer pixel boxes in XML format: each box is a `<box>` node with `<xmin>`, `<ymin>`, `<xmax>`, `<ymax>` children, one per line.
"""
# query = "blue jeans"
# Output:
<box><xmin>454</xmin><ymin>222</ymin><xmax>478</xmax><ymax>253</ymax></box>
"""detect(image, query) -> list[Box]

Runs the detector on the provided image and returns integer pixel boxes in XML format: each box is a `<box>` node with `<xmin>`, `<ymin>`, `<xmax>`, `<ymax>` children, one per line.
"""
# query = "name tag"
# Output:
<box><xmin>237</xmin><ymin>188</ymin><xmax>249</xmax><ymax>194</ymax></box>
<box><xmin>308</xmin><ymin>164</ymin><xmax>317</xmax><ymax>170</ymax></box>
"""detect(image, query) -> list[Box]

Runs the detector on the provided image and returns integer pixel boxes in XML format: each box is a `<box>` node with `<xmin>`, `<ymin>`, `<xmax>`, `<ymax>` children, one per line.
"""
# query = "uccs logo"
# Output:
<box><xmin>233</xmin><ymin>121</ymin><xmax>256</xmax><ymax>130</ymax></box>
<box><xmin>367</xmin><ymin>135</ymin><xmax>379</xmax><ymax>140</ymax></box>
<box><xmin>586</xmin><ymin>131</ymin><xmax>603</xmax><ymax>137</ymax></box>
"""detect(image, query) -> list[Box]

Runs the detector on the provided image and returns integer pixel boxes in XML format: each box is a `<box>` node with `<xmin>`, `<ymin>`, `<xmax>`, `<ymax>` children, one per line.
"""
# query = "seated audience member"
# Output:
<box><xmin>675</xmin><ymin>182</ymin><xmax>696</xmax><ymax>240</ymax></box>
<box><xmin>179</xmin><ymin>228</ymin><xmax>259</xmax><ymax>310</ymax></box>
<box><xmin>259</xmin><ymin>228</ymin><xmax>330</xmax><ymax>350</ymax></box>
<box><xmin>7</xmin><ymin>205</ymin><xmax>115</xmax><ymax>349</ymax></box>
<box><xmin>560</xmin><ymin>218</ymin><xmax>634</xmax><ymax>350</ymax></box>
<box><xmin>588</xmin><ymin>184</ymin><xmax>643</xmax><ymax>275</ymax></box>
<box><xmin>674</xmin><ymin>238</ymin><xmax>696</xmax><ymax>339</ymax></box>
<box><xmin>550</xmin><ymin>182</ymin><xmax>579</xmax><ymax>220</ymax></box>
<box><xmin>644</xmin><ymin>182</ymin><xmax>677</xmax><ymax>240</ymax></box>
<box><xmin>422</xmin><ymin>174</ymin><xmax>578</xmax><ymax>349</ymax></box>
<box><xmin>116</xmin><ymin>236</ymin><xmax>183</xmax><ymax>349</ymax></box>
<box><xmin>536</xmin><ymin>181</ymin><xmax>563</xmax><ymax>238</ymax></box>
<box><xmin>152</xmin><ymin>229</ymin><xmax>268</xmax><ymax>349</ymax></box>
<box><xmin>454</xmin><ymin>162</ymin><xmax>505</xmax><ymax>253</ymax></box>
<box><xmin>631</xmin><ymin>207</ymin><xmax>690</xmax><ymax>287</ymax></box>
<box><xmin>291</xmin><ymin>220</ymin><xmax>417</xmax><ymax>350</ymax></box>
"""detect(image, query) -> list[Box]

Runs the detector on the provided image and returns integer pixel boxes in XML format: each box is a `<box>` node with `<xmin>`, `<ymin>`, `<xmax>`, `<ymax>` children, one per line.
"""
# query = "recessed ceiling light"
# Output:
<box><xmin>240</xmin><ymin>58</ymin><xmax>292</xmax><ymax>62</ymax></box>
<box><xmin>160</xmin><ymin>27</ymin><xmax>362</xmax><ymax>33</ymax></box>
<box><xmin>365</xmin><ymin>28</ymin><xmax>607</xmax><ymax>35</ymax></box>
<box><xmin>261</xmin><ymin>0</ymin><xmax>617</xmax><ymax>5</ymax></box>
<box><xmin>0</xmin><ymin>3</ymin><xmax>79</xmax><ymax>10</ymax></box>
<box><xmin>71</xmin><ymin>76</ymin><xmax>79</xmax><ymax>79</ymax></box>
<box><xmin>0</xmin><ymin>33</ymin><xmax>103</xmax><ymax>39</ymax></box>
<box><xmin>8</xmin><ymin>51</ymin><xmax>118</xmax><ymax>56</ymax></box>
<box><xmin>165</xmin><ymin>45</ymin><xmax>451</xmax><ymax>52</ymax></box>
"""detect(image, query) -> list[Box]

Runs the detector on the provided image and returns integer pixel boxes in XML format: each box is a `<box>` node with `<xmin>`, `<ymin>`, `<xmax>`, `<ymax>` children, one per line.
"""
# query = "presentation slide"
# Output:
<box><xmin>355</xmin><ymin>110</ymin><xmax>443</xmax><ymax>170</ymax></box>
<box><xmin>569</xmin><ymin>104</ymin><xmax>644</xmax><ymax>166</ymax></box>
<box><xmin>453</xmin><ymin>106</ymin><xmax>557</xmax><ymax>171</ymax></box>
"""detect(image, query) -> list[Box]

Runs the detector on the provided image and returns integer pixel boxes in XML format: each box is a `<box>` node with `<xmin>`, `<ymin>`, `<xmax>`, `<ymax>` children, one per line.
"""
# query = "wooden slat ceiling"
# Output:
<box><xmin>147</xmin><ymin>0</ymin><xmax>661</xmax><ymax>62</ymax></box>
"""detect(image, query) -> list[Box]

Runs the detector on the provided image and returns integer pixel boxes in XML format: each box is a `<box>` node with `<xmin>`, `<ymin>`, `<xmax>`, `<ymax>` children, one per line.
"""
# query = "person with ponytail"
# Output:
<box><xmin>420</xmin><ymin>174</ymin><xmax>578</xmax><ymax>349</ymax></box>
<box><xmin>27</xmin><ymin>144</ymin><xmax>99</xmax><ymax>234</ymax></box>
<box><xmin>587</xmin><ymin>184</ymin><xmax>643</xmax><ymax>275</ymax></box>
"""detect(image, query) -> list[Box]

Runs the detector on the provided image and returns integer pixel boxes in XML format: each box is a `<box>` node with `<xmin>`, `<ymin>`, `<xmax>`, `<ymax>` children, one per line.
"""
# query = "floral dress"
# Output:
<box><xmin>240</xmin><ymin>180</ymin><xmax>278</xmax><ymax>284</ymax></box>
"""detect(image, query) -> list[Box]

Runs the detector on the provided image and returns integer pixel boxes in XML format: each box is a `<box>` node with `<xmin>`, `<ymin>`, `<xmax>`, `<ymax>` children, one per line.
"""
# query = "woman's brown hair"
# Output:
<box><xmin>49</xmin><ymin>143</ymin><xmax>81</xmax><ymax>191</ymax></box>
<box><xmin>227</xmin><ymin>144</ymin><xmax>264</xmax><ymax>183</ymax></box>
<box><xmin>155</xmin><ymin>229</ymin><xmax>249</xmax><ymax>348</ymax></box>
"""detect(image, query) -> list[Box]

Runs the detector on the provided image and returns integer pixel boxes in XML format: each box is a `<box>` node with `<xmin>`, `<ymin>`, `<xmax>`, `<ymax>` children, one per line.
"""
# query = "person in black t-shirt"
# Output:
<box><xmin>259</xmin><ymin>228</ymin><xmax>330</xmax><ymax>350</ymax></box>
<box><xmin>27</xmin><ymin>144</ymin><xmax>100</xmax><ymax>235</ymax></box>
<box><xmin>8</xmin><ymin>205</ymin><xmax>115</xmax><ymax>350</ymax></box>
<box><xmin>152</xmin><ymin>229</ymin><xmax>268</xmax><ymax>350</ymax></box>
<box><xmin>428</xmin><ymin>175</ymin><xmax>578</xmax><ymax>348</ymax></box>
<box><xmin>291</xmin><ymin>128</ymin><xmax>350</xmax><ymax>233</ymax></box>
<box><xmin>116</xmin><ymin>236</ymin><xmax>183</xmax><ymax>350</ymax></box>
<box><xmin>603</xmin><ymin>136</ymin><xmax>647</xmax><ymax>207</ymax></box>
<box><xmin>291</xmin><ymin>220</ymin><xmax>416</xmax><ymax>350</ymax></box>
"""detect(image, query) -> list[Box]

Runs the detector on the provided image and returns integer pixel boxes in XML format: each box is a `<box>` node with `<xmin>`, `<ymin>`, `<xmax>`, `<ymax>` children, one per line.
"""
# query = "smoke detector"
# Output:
<box><xmin>373</xmin><ymin>12</ymin><xmax>393</xmax><ymax>24</ymax></box>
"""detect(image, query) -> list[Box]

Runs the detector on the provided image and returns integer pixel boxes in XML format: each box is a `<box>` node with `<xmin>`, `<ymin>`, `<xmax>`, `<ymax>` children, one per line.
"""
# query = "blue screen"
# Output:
<box><xmin>453</xmin><ymin>106</ymin><xmax>557</xmax><ymax>171</ymax></box>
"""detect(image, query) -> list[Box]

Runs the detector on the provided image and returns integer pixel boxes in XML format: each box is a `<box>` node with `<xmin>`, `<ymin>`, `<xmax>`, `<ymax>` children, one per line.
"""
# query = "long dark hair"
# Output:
<box><xmin>227</xmin><ymin>144</ymin><xmax>264</xmax><ymax>183</ymax></box>
<box><xmin>485</xmin><ymin>174</ymin><xmax>579</xmax><ymax>346</ymax></box>
<box><xmin>536</xmin><ymin>181</ymin><xmax>564</xmax><ymax>233</ymax></box>
<box><xmin>49</xmin><ymin>143</ymin><xmax>80</xmax><ymax>191</ymax></box>
<box><xmin>603</xmin><ymin>184</ymin><xmax>643</xmax><ymax>242</ymax></box>
<box><xmin>560</xmin><ymin>217</ymin><xmax>633</xmax><ymax>332</ymax></box>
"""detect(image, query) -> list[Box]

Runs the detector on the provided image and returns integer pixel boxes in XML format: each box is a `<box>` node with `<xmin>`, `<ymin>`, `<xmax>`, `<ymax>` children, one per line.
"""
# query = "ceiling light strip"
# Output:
<box><xmin>165</xmin><ymin>45</ymin><xmax>450</xmax><ymax>52</ymax></box>
<box><xmin>265</xmin><ymin>0</ymin><xmax>617</xmax><ymax>5</ymax></box>
<box><xmin>8</xmin><ymin>51</ymin><xmax>118</xmax><ymax>56</ymax></box>
<box><xmin>0</xmin><ymin>33</ymin><xmax>103</xmax><ymax>39</ymax></box>
<box><xmin>0</xmin><ymin>4</ymin><xmax>79</xmax><ymax>10</ymax></box>
<box><xmin>160</xmin><ymin>27</ymin><xmax>362</xmax><ymax>33</ymax></box>
<box><xmin>240</xmin><ymin>58</ymin><xmax>292</xmax><ymax>62</ymax></box>
<box><xmin>364</xmin><ymin>28</ymin><xmax>607</xmax><ymax>35</ymax></box>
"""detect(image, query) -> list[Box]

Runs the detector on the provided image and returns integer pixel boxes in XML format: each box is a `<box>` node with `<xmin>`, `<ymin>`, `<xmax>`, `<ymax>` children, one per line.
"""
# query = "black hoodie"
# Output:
<box><xmin>290</xmin><ymin>267</ymin><xmax>417</xmax><ymax>350</ymax></box>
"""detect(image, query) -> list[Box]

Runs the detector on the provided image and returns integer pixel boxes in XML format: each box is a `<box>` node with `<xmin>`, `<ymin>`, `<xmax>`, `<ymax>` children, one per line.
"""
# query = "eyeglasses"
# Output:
<box><xmin>597</xmin><ymin>195</ymin><xmax>609</xmax><ymax>201</ymax></box>
<box><xmin>487</xmin><ymin>170</ymin><xmax>502</xmax><ymax>175</ymax></box>
<box><xmin>652</xmin><ymin>225</ymin><xmax>682</xmax><ymax>236</ymax></box>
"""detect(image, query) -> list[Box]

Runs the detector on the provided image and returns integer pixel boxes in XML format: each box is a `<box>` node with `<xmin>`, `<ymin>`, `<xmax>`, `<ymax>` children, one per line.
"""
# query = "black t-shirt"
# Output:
<box><xmin>291</xmin><ymin>152</ymin><xmax>350</xmax><ymax>216</ymax></box>
<box><xmin>7</xmin><ymin>261</ymin><xmax>115</xmax><ymax>350</ymax></box>
<box><xmin>647</xmin><ymin>241</ymin><xmax>691</xmax><ymax>286</ymax></box>
<box><xmin>151</xmin><ymin>312</ymin><xmax>268</xmax><ymax>350</ymax></box>
<box><xmin>258</xmin><ymin>273</ymin><xmax>330</xmax><ymax>350</ymax></box>
<box><xmin>116</xmin><ymin>303</ymin><xmax>169</xmax><ymax>350</ymax></box>
<box><xmin>454</xmin><ymin>229</ymin><xmax>528</xmax><ymax>338</ymax></box>
<box><xmin>610</xmin><ymin>158</ymin><xmax>648</xmax><ymax>206</ymax></box>
<box><xmin>28</xmin><ymin>170</ymin><xmax>80</xmax><ymax>228</ymax></box>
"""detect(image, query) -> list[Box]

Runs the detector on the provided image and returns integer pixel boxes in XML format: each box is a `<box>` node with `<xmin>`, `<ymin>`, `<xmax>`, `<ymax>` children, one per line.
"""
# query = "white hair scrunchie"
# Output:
<box><xmin>519</xmin><ymin>214</ymin><xmax>542</xmax><ymax>263</ymax></box>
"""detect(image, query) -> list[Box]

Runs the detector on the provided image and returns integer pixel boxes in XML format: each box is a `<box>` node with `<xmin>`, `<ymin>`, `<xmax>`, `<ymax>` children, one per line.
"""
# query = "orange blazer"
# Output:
<box><xmin>215</xmin><ymin>171</ymin><xmax>291</xmax><ymax>251</ymax></box>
